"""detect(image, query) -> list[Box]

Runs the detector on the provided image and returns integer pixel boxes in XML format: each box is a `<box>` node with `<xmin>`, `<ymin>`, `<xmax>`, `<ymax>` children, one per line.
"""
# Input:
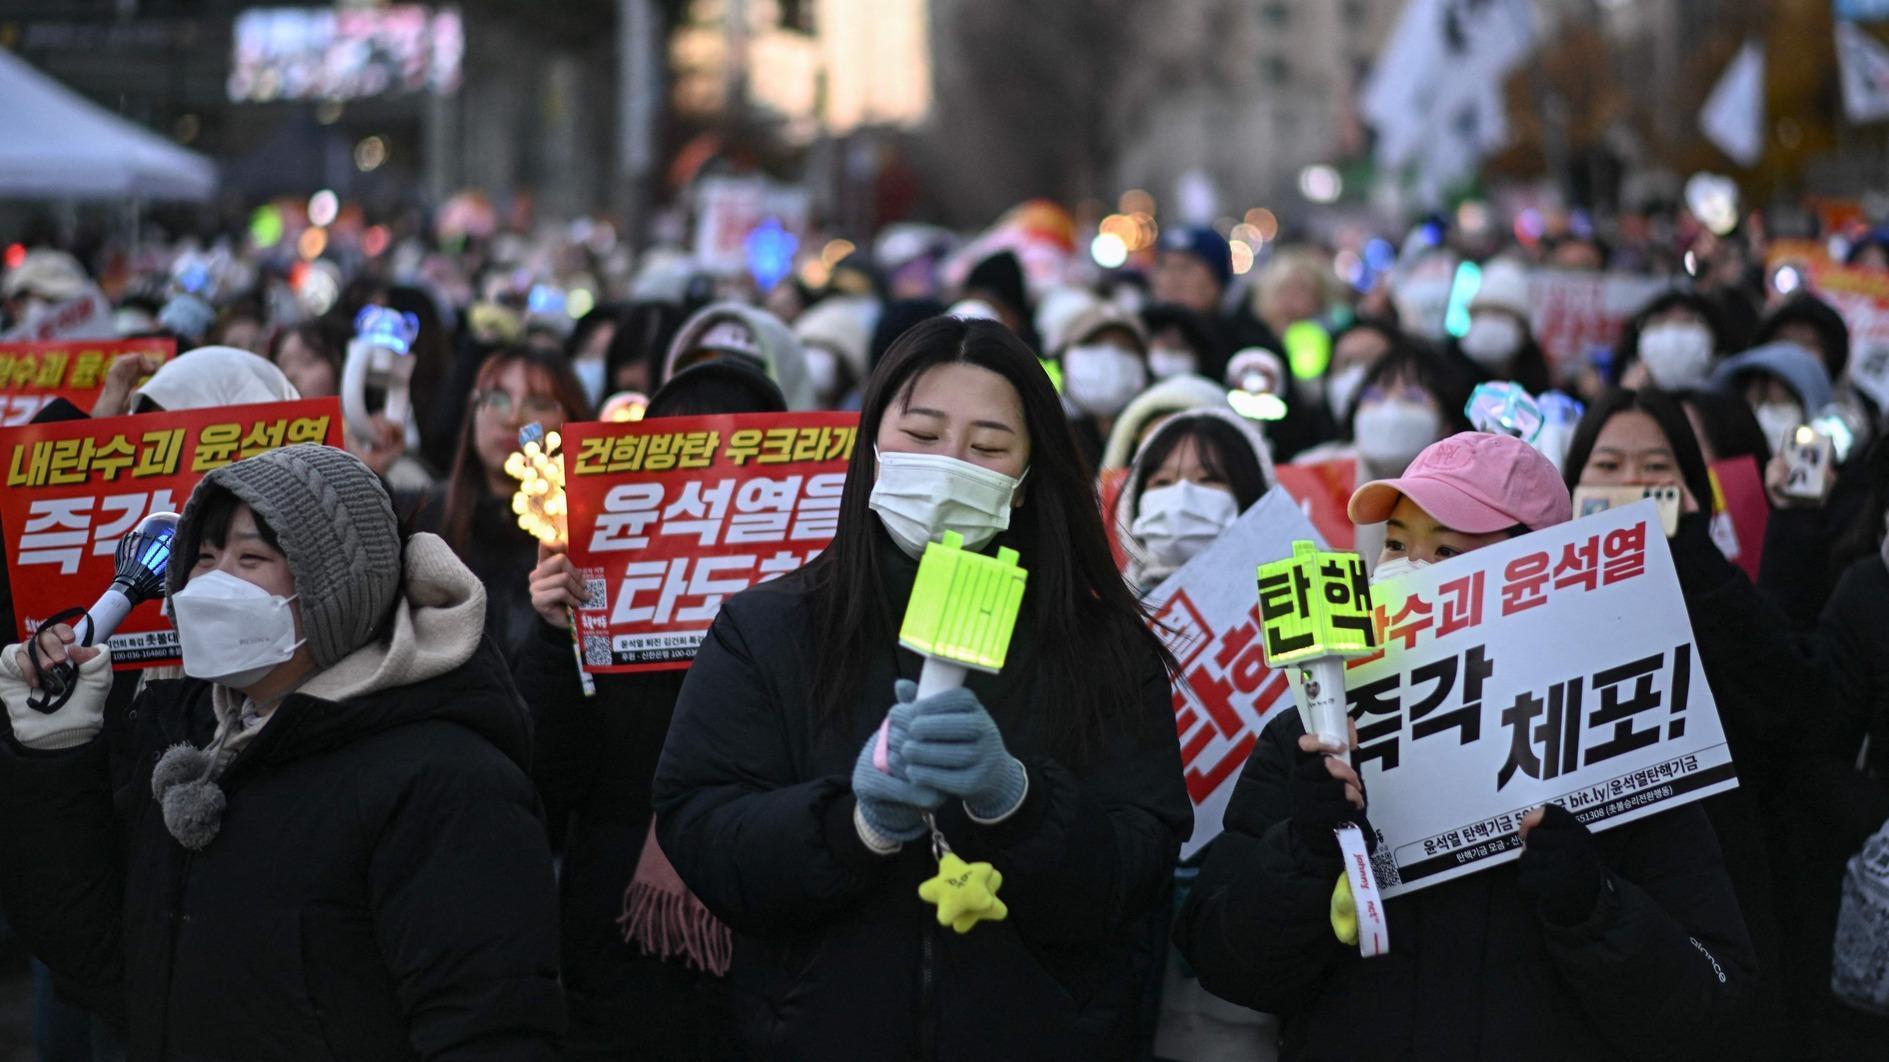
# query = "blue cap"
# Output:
<box><xmin>1160</xmin><ymin>225</ymin><xmax>1232</xmax><ymax>289</ymax></box>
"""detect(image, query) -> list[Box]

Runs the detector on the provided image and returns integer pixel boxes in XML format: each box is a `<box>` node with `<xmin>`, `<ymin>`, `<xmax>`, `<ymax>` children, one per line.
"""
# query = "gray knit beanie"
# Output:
<box><xmin>167</xmin><ymin>443</ymin><xmax>402</xmax><ymax>669</ymax></box>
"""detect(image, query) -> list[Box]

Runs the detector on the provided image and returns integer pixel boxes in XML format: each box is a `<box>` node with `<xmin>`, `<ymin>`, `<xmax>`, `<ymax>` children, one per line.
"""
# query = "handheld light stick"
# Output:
<box><xmin>26</xmin><ymin>512</ymin><xmax>180</xmax><ymax>713</ymax></box>
<box><xmin>341</xmin><ymin>305</ymin><xmax>422</xmax><ymax>444</ymax></box>
<box><xmin>880</xmin><ymin>530</ymin><xmax>1028</xmax><ymax>933</ymax></box>
<box><xmin>1257</xmin><ymin>539</ymin><xmax>1388</xmax><ymax>956</ymax></box>
<box><xmin>504</xmin><ymin>422</ymin><xmax>595</xmax><ymax>698</ymax></box>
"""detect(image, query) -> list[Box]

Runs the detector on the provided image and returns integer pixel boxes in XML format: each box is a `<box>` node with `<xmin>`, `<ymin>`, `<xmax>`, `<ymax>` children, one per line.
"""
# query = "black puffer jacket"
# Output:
<box><xmin>652</xmin><ymin>533</ymin><xmax>1192</xmax><ymax>1061</ymax></box>
<box><xmin>0</xmin><ymin>568</ymin><xmax>564</xmax><ymax>1060</ymax></box>
<box><xmin>1175</xmin><ymin>711</ymin><xmax>1756</xmax><ymax>1061</ymax></box>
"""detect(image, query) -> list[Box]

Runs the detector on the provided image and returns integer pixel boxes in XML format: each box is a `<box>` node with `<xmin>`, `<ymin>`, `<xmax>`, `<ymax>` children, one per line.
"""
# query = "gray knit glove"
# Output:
<box><xmin>898</xmin><ymin>679</ymin><xmax>1029</xmax><ymax>823</ymax></box>
<box><xmin>851</xmin><ymin>687</ymin><xmax>944</xmax><ymax>849</ymax></box>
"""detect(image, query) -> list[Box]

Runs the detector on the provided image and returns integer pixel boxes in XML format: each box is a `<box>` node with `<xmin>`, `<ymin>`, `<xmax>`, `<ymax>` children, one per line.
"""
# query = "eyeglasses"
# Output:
<box><xmin>475</xmin><ymin>389</ymin><xmax>564</xmax><ymax>423</ymax></box>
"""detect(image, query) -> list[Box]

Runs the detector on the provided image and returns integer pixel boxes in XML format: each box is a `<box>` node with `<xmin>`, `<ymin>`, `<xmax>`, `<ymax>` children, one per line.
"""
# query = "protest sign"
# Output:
<box><xmin>1526</xmin><ymin>268</ymin><xmax>1669</xmax><ymax>381</ymax></box>
<box><xmin>0</xmin><ymin>291</ymin><xmax>116</xmax><ymax>343</ymax></box>
<box><xmin>1709</xmin><ymin>456</ymin><xmax>1768</xmax><ymax>583</ymax></box>
<box><xmin>0</xmin><ymin>398</ymin><xmax>343</xmax><ymax>668</ymax></box>
<box><xmin>1340</xmin><ymin>500</ymin><xmax>1735</xmax><ymax>898</ymax></box>
<box><xmin>1141</xmin><ymin>489</ymin><xmax>1325</xmax><ymax>859</ymax></box>
<box><xmin>0</xmin><ymin>339</ymin><xmax>173</xmax><ymax>426</ymax></box>
<box><xmin>1274</xmin><ymin>456</ymin><xmax>1358</xmax><ymax>551</ymax></box>
<box><xmin>563</xmin><ymin>411</ymin><xmax>856</xmax><ymax>672</ymax></box>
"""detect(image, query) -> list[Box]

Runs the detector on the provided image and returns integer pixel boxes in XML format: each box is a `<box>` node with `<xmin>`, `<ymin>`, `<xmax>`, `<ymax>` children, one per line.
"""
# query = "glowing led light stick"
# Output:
<box><xmin>883</xmin><ymin>531</ymin><xmax>1028</xmax><ymax>933</ymax></box>
<box><xmin>1257</xmin><ymin>540</ymin><xmax>1387</xmax><ymax>957</ymax></box>
<box><xmin>505</xmin><ymin>423</ymin><xmax>594</xmax><ymax>698</ymax></box>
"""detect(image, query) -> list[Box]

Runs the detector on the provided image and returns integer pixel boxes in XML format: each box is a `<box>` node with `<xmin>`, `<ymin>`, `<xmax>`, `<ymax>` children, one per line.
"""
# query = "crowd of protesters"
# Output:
<box><xmin>0</xmin><ymin>192</ymin><xmax>1884</xmax><ymax>1061</ymax></box>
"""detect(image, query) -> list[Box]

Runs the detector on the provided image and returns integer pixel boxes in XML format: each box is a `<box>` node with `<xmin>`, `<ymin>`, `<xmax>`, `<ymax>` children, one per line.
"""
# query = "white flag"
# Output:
<box><xmin>1700</xmin><ymin>41</ymin><xmax>1765</xmax><ymax>167</ymax></box>
<box><xmin>1836</xmin><ymin>20</ymin><xmax>1889</xmax><ymax>124</ymax></box>
<box><xmin>1361</xmin><ymin>0</ymin><xmax>1536</xmax><ymax>199</ymax></box>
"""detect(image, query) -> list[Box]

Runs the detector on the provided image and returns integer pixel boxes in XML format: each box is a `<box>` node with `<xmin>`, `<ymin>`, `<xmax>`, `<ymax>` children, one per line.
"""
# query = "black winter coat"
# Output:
<box><xmin>0</xmin><ymin>640</ymin><xmax>566</xmax><ymax>1061</ymax></box>
<box><xmin>652</xmin><ymin>536</ymin><xmax>1192</xmax><ymax>1061</ymax></box>
<box><xmin>512</xmin><ymin>618</ymin><xmax>737</xmax><ymax>1061</ymax></box>
<box><xmin>1175</xmin><ymin>711</ymin><xmax>1757</xmax><ymax>1062</ymax></box>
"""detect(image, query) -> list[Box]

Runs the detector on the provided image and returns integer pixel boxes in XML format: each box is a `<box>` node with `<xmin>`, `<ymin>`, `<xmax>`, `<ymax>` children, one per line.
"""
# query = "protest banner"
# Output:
<box><xmin>1527</xmin><ymin>268</ymin><xmax>1670</xmax><ymax>381</ymax></box>
<box><xmin>563</xmin><ymin>411</ymin><xmax>856</xmax><ymax>672</ymax></box>
<box><xmin>1334</xmin><ymin>500</ymin><xmax>1735</xmax><ymax>898</ymax></box>
<box><xmin>1141</xmin><ymin>489</ymin><xmax>1325</xmax><ymax>859</ymax></box>
<box><xmin>1274</xmin><ymin>456</ymin><xmax>1358</xmax><ymax>551</ymax></box>
<box><xmin>0</xmin><ymin>290</ymin><xmax>116</xmax><ymax>343</ymax></box>
<box><xmin>0</xmin><ymin>397</ymin><xmax>343</xmax><ymax>668</ymax></box>
<box><xmin>0</xmin><ymin>338</ymin><xmax>174</xmax><ymax>426</ymax></box>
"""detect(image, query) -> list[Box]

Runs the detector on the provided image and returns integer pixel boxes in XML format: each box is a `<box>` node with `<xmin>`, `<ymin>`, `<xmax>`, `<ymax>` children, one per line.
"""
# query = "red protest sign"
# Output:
<box><xmin>1709</xmin><ymin>456</ymin><xmax>1769</xmax><ymax>583</ymax></box>
<box><xmin>1275</xmin><ymin>456</ymin><xmax>1357</xmax><ymax>550</ymax></box>
<box><xmin>564</xmin><ymin>411</ymin><xmax>857</xmax><ymax>672</ymax></box>
<box><xmin>0</xmin><ymin>398</ymin><xmax>343</xmax><ymax>668</ymax></box>
<box><xmin>0</xmin><ymin>339</ymin><xmax>174</xmax><ymax>426</ymax></box>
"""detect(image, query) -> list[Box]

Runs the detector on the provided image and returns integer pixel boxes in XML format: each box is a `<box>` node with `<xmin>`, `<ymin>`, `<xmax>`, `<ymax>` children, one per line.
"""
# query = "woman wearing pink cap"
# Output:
<box><xmin>1175</xmin><ymin>432</ymin><xmax>1756</xmax><ymax>1060</ymax></box>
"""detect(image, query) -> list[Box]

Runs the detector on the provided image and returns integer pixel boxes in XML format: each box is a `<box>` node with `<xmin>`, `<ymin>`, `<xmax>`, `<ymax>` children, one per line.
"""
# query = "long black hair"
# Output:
<box><xmin>1128</xmin><ymin>414</ymin><xmax>1271</xmax><ymax>516</ymax></box>
<box><xmin>1561</xmin><ymin>388</ymin><xmax>1713</xmax><ymax>514</ymax></box>
<box><xmin>805</xmin><ymin>316</ymin><xmax>1165</xmax><ymax>757</ymax></box>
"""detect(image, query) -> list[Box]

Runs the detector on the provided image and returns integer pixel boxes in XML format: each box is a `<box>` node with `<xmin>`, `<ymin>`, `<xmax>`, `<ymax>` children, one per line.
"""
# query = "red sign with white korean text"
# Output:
<box><xmin>0</xmin><ymin>339</ymin><xmax>174</xmax><ymax>426</ymax></box>
<box><xmin>0</xmin><ymin>398</ymin><xmax>343</xmax><ymax>668</ymax></box>
<box><xmin>563</xmin><ymin>412</ymin><xmax>857</xmax><ymax>672</ymax></box>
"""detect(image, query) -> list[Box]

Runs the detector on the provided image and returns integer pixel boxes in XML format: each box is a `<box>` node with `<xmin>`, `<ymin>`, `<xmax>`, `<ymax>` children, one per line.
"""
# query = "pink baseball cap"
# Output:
<box><xmin>1348</xmin><ymin>432</ymin><xmax>1571</xmax><ymax>534</ymax></box>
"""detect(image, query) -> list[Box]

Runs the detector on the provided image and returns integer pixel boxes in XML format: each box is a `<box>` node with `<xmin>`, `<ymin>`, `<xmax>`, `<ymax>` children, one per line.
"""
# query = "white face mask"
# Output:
<box><xmin>869</xmin><ymin>449</ymin><xmax>1024</xmax><ymax>559</ymax></box>
<box><xmin>170</xmin><ymin>570</ymin><xmax>304</xmax><ymax>689</ymax></box>
<box><xmin>1062</xmin><ymin>343</ymin><xmax>1148</xmax><ymax>417</ymax></box>
<box><xmin>1326</xmin><ymin>363</ymin><xmax>1368</xmax><ymax>420</ymax></box>
<box><xmin>1638</xmin><ymin>322</ymin><xmax>1715</xmax><ymax>390</ymax></box>
<box><xmin>1370</xmin><ymin>555</ymin><xmax>1431</xmax><ymax>585</ymax></box>
<box><xmin>1753</xmin><ymin>400</ymin><xmax>1804</xmax><ymax>452</ymax></box>
<box><xmin>1131</xmin><ymin>480</ymin><xmax>1240</xmax><ymax>575</ymax></box>
<box><xmin>1354</xmin><ymin>399</ymin><xmax>1441</xmax><ymax>473</ymax></box>
<box><xmin>573</xmin><ymin>358</ymin><xmax>607</xmax><ymax>408</ymax></box>
<box><xmin>1460</xmin><ymin>313</ymin><xmax>1524</xmax><ymax>370</ymax></box>
<box><xmin>1147</xmin><ymin>346</ymin><xmax>1198</xmax><ymax>380</ymax></box>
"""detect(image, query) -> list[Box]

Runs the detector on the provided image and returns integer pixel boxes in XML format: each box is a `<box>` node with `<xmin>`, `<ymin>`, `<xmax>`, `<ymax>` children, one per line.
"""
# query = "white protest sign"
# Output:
<box><xmin>1143</xmin><ymin>489</ymin><xmax>1324</xmax><ymax>860</ymax></box>
<box><xmin>1</xmin><ymin>290</ymin><xmax>114</xmax><ymax>342</ymax></box>
<box><xmin>691</xmin><ymin>176</ymin><xmax>811</xmax><ymax>277</ymax></box>
<box><xmin>1527</xmin><ymin>268</ymin><xmax>1669</xmax><ymax>383</ymax></box>
<box><xmin>1343</xmin><ymin>500</ymin><xmax>1736</xmax><ymax>898</ymax></box>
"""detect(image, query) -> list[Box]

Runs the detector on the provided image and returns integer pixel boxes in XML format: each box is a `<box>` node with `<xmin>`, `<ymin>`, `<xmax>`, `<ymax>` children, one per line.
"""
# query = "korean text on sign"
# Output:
<box><xmin>0</xmin><ymin>339</ymin><xmax>174</xmax><ymax>427</ymax></box>
<box><xmin>564</xmin><ymin>412</ymin><xmax>858</xmax><ymax>673</ymax></box>
<box><xmin>0</xmin><ymin>398</ymin><xmax>344</xmax><ymax>669</ymax></box>
<box><xmin>1339</xmin><ymin>500</ymin><xmax>1735</xmax><ymax>898</ymax></box>
<box><xmin>1139</xmin><ymin>489</ymin><xmax>1328</xmax><ymax>859</ymax></box>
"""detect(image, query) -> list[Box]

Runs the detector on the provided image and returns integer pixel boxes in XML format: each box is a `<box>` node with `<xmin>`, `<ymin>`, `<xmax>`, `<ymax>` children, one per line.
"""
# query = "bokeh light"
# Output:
<box><xmin>1090</xmin><ymin>232</ymin><xmax>1128</xmax><ymax>269</ymax></box>
<box><xmin>354</xmin><ymin>136</ymin><xmax>389</xmax><ymax>172</ymax></box>
<box><xmin>307</xmin><ymin>189</ymin><xmax>339</xmax><ymax>227</ymax></box>
<box><xmin>1298</xmin><ymin>165</ymin><xmax>1342</xmax><ymax>204</ymax></box>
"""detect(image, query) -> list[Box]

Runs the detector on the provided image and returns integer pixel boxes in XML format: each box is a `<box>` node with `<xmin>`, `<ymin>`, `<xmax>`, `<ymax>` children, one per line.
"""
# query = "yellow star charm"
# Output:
<box><xmin>918</xmin><ymin>852</ymin><xmax>1008</xmax><ymax>934</ymax></box>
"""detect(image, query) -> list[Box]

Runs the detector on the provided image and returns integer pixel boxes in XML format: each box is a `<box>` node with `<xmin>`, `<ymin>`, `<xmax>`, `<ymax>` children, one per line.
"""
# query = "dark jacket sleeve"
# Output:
<box><xmin>1671</xmin><ymin>513</ymin><xmax>1814</xmax><ymax>754</ymax></box>
<box><xmin>1172</xmin><ymin>710</ymin><xmax>1352</xmax><ymax>1015</ymax></box>
<box><xmin>1541</xmin><ymin>804</ymin><xmax>1758</xmax><ymax>1059</ymax></box>
<box><xmin>951</xmin><ymin>640</ymin><xmax>1192</xmax><ymax>947</ymax></box>
<box><xmin>0</xmin><ymin>732</ymin><xmax>127</xmax><ymax>1022</ymax></box>
<box><xmin>651</xmin><ymin>606</ymin><xmax>902</xmax><ymax>937</ymax></box>
<box><xmin>513</xmin><ymin>619</ymin><xmax>603</xmax><ymax>849</ymax></box>
<box><xmin>1756</xmin><ymin>507</ymin><xmax>1836</xmax><ymax>630</ymax></box>
<box><xmin>367</xmin><ymin>740</ymin><xmax>566</xmax><ymax>1061</ymax></box>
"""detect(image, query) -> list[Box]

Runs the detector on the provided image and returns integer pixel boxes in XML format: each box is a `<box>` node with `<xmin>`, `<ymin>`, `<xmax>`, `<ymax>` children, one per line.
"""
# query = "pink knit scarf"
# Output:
<box><xmin>618</xmin><ymin>821</ymin><xmax>732</xmax><ymax>976</ymax></box>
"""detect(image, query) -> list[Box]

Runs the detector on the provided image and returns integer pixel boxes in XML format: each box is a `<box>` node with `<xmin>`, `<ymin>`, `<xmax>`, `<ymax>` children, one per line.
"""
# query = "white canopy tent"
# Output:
<box><xmin>0</xmin><ymin>49</ymin><xmax>217</xmax><ymax>202</ymax></box>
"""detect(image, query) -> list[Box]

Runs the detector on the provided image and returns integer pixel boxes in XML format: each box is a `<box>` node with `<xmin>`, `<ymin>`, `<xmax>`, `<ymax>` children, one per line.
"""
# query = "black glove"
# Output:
<box><xmin>1516</xmin><ymin>804</ymin><xmax>1606</xmax><ymax>925</ymax></box>
<box><xmin>1288</xmin><ymin>749</ymin><xmax>1372</xmax><ymax>860</ymax></box>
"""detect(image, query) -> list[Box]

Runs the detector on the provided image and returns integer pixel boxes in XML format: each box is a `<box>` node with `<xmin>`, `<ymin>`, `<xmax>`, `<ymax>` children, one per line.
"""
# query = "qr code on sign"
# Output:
<box><xmin>582</xmin><ymin>635</ymin><xmax>611</xmax><ymax>667</ymax></box>
<box><xmin>1371</xmin><ymin>833</ymin><xmax>1402</xmax><ymax>889</ymax></box>
<box><xmin>582</xmin><ymin>578</ymin><xmax>607</xmax><ymax>611</ymax></box>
